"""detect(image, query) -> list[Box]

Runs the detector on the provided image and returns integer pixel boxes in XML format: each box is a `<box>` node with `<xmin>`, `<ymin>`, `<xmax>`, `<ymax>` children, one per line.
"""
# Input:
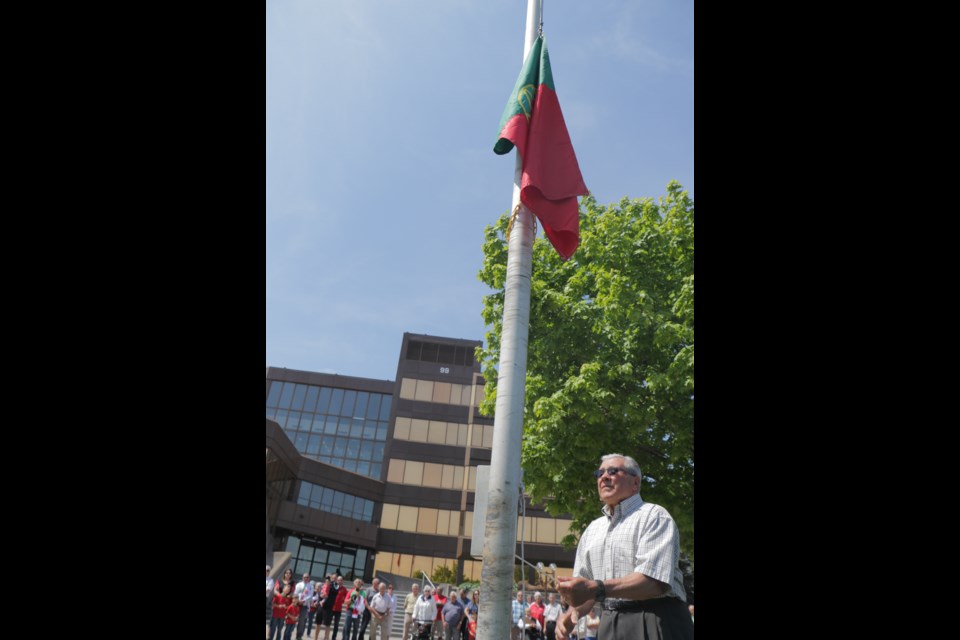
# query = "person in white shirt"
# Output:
<box><xmin>368</xmin><ymin>582</ymin><xmax>390</xmax><ymax>640</ymax></box>
<box><xmin>412</xmin><ymin>585</ymin><xmax>438</xmax><ymax>640</ymax></box>
<box><xmin>522</xmin><ymin>614</ymin><xmax>542</xmax><ymax>640</ymax></box>
<box><xmin>267</xmin><ymin>565</ymin><xmax>276</xmax><ymax>605</ymax></box>
<box><xmin>543</xmin><ymin>593</ymin><xmax>562</xmax><ymax>640</ymax></box>
<box><xmin>583</xmin><ymin>609</ymin><xmax>599</xmax><ymax>640</ymax></box>
<box><xmin>385</xmin><ymin>584</ymin><xmax>398</xmax><ymax>639</ymax></box>
<box><xmin>556</xmin><ymin>454</ymin><xmax>693</xmax><ymax>640</ymax></box>
<box><xmin>294</xmin><ymin>573</ymin><xmax>315</xmax><ymax>640</ymax></box>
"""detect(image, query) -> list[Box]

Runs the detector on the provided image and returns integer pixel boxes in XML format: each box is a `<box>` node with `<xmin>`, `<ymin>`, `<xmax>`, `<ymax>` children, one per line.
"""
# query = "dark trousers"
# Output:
<box><xmin>297</xmin><ymin>605</ymin><xmax>311</xmax><ymax>639</ymax></box>
<box><xmin>330</xmin><ymin>611</ymin><xmax>342</xmax><ymax>640</ymax></box>
<box><xmin>598</xmin><ymin>598</ymin><xmax>694</xmax><ymax>640</ymax></box>
<box><xmin>270</xmin><ymin>618</ymin><xmax>285</xmax><ymax>640</ymax></box>
<box><xmin>416</xmin><ymin>622</ymin><xmax>433</xmax><ymax>640</ymax></box>
<box><xmin>357</xmin><ymin>608</ymin><xmax>372</xmax><ymax>639</ymax></box>
<box><xmin>343</xmin><ymin>614</ymin><xmax>360</xmax><ymax>640</ymax></box>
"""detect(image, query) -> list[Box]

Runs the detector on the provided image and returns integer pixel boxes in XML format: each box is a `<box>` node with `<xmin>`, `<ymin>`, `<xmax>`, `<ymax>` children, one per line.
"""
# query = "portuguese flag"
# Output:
<box><xmin>494</xmin><ymin>36</ymin><xmax>587</xmax><ymax>261</ymax></box>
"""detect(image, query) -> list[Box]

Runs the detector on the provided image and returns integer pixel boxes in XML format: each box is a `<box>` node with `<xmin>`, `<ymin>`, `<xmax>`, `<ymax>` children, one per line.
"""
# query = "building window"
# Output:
<box><xmin>285</xmin><ymin>534</ymin><xmax>370</xmax><ymax>581</ymax></box>
<box><xmin>296</xmin><ymin>481</ymin><xmax>375</xmax><ymax>523</ymax></box>
<box><xmin>398</xmin><ymin>378</ymin><xmax>484</xmax><ymax>408</ymax></box>
<box><xmin>514</xmin><ymin>516</ymin><xmax>575</xmax><ymax>545</ymax></box>
<box><xmin>380</xmin><ymin>502</ymin><xmax>462</xmax><ymax>537</ymax></box>
<box><xmin>387</xmin><ymin>459</ymin><xmax>476</xmax><ymax>491</ymax></box>
<box><xmin>404</xmin><ymin>341</ymin><xmax>475</xmax><ymax>367</ymax></box>
<box><xmin>266</xmin><ymin>382</ymin><xmax>392</xmax><ymax>480</ymax></box>
<box><xmin>392</xmin><ymin>417</ymin><xmax>493</xmax><ymax>450</ymax></box>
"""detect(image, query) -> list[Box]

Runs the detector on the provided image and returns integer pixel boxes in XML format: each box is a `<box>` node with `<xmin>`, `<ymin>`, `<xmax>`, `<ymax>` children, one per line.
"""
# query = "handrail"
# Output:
<box><xmin>419</xmin><ymin>573</ymin><xmax>436</xmax><ymax>594</ymax></box>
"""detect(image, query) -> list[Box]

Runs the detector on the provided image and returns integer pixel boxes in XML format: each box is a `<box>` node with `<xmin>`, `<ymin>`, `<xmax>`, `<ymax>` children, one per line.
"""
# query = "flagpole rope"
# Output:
<box><xmin>506</xmin><ymin>203</ymin><xmax>537</xmax><ymax>243</ymax></box>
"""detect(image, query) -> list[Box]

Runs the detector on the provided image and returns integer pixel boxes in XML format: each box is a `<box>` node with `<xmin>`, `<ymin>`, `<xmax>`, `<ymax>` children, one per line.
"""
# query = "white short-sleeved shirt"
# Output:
<box><xmin>572</xmin><ymin>493</ymin><xmax>686</xmax><ymax>601</ymax></box>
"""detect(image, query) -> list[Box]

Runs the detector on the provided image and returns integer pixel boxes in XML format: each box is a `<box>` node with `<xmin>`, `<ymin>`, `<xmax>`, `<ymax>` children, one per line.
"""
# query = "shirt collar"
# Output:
<box><xmin>601</xmin><ymin>493</ymin><xmax>644</xmax><ymax>521</ymax></box>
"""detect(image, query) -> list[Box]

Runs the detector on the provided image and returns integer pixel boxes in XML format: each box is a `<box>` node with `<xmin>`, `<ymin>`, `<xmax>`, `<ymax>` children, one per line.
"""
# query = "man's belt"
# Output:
<box><xmin>602</xmin><ymin>599</ymin><xmax>647</xmax><ymax>612</ymax></box>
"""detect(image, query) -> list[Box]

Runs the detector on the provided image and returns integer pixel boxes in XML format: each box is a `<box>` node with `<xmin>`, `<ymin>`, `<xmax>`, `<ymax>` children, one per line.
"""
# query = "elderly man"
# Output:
<box><xmin>542</xmin><ymin>593</ymin><xmax>562</xmax><ymax>640</ymax></box>
<box><xmin>556</xmin><ymin>454</ymin><xmax>693</xmax><ymax>640</ymax></box>
<box><xmin>441</xmin><ymin>591</ymin><xmax>464</xmax><ymax>640</ymax></box>
<box><xmin>403</xmin><ymin>583</ymin><xmax>420</xmax><ymax>640</ymax></box>
<box><xmin>510</xmin><ymin>591</ymin><xmax>526</xmax><ymax>640</ymax></box>
<box><xmin>368</xmin><ymin>582</ymin><xmax>390</xmax><ymax>640</ymax></box>
<box><xmin>357</xmin><ymin>577</ymin><xmax>381</xmax><ymax>640</ymax></box>
<box><xmin>294</xmin><ymin>572</ymin><xmax>315</xmax><ymax>640</ymax></box>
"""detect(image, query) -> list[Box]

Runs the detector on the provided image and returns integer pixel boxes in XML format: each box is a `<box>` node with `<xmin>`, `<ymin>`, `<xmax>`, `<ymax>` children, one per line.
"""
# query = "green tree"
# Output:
<box><xmin>431</xmin><ymin>563</ymin><xmax>457</xmax><ymax>584</ymax></box>
<box><xmin>478</xmin><ymin>181</ymin><xmax>694</xmax><ymax>558</ymax></box>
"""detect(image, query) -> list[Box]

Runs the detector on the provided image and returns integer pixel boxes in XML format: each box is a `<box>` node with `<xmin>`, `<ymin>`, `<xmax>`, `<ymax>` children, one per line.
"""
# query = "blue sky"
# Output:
<box><xmin>266</xmin><ymin>0</ymin><xmax>694</xmax><ymax>381</ymax></box>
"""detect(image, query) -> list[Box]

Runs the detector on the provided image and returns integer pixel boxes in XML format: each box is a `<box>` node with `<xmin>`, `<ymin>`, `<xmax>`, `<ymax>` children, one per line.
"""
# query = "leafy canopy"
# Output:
<box><xmin>477</xmin><ymin>181</ymin><xmax>694</xmax><ymax>558</ymax></box>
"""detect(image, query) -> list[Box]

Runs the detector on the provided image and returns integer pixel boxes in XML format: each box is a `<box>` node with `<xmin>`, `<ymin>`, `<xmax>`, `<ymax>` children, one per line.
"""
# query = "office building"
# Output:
<box><xmin>266</xmin><ymin>332</ymin><xmax>575</xmax><ymax>584</ymax></box>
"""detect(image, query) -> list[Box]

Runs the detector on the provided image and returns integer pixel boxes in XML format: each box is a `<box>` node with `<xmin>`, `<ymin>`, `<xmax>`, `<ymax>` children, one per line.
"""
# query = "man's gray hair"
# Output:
<box><xmin>601</xmin><ymin>453</ymin><xmax>642</xmax><ymax>481</ymax></box>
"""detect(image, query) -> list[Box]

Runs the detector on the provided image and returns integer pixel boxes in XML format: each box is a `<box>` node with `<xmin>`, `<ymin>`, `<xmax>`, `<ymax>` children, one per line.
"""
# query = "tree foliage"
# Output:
<box><xmin>431</xmin><ymin>563</ymin><xmax>457</xmax><ymax>584</ymax></box>
<box><xmin>477</xmin><ymin>181</ymin><xmax>694</xmax><ymax>558</ymax></box>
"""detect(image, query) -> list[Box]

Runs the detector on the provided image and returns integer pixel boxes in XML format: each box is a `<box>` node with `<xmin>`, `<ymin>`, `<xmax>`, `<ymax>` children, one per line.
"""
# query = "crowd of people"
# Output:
<box><xmin>267</xmin><ymin>452</ymin><xmax>694</xmax><ymax>640</ymax></box>
<box><xmin>511</xmin><ymin>590</ymin><xmax>597</xmax><ymax>640</ymax></box>
<box><xmin>266</xmin><ymin>571</ymin><xmax>482</xmax><ymax>640</ymax></box>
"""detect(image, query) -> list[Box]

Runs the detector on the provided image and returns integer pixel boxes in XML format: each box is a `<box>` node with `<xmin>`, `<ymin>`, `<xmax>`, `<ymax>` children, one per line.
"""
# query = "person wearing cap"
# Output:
<box><xmin>555</xmin><ymin>453</ymin><xmax>693</xmax><ymax>640</ymax></box>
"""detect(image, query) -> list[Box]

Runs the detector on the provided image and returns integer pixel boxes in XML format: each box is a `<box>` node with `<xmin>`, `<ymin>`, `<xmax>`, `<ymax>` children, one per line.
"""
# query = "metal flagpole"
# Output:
<box><xmin>477</xmin><ymin>1</ymin><xmax>542</xmax><ymax>640</ymax></box>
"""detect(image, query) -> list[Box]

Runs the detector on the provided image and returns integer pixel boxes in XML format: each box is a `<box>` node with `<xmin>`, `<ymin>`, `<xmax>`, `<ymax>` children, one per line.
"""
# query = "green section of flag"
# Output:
<box><xmin>493</xmin><ymin>37</ymin><xmax>555</xmax><ymax>155</ymax></box>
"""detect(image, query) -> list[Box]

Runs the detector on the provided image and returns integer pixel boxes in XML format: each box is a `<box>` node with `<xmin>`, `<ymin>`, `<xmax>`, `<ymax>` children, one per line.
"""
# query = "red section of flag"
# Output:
<box><xmin>519</xmin><ymin>85</ymin><xmax>586</xmax><ymax>260</ymax></box>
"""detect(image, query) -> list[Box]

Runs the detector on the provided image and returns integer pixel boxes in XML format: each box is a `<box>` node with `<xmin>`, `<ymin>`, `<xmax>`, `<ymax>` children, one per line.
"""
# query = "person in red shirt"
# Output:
<box><xmin>432</xmin><ymin>587</ymin><xmax>448</xmax><ymax>640</ymax></box>
<box><xmin>528</xmin><ymin>592</ymin><xmax>546</xmax><ymax>631</ymax></box>
<box><xmin>271</xmin><ymin>586</ymin><xmax>292</xmax><ymax>640</ymax></box>
<box><xmin>284</xmin><ymin>598</ymin><xmax>301</xmax><ymax>640</ymax></box>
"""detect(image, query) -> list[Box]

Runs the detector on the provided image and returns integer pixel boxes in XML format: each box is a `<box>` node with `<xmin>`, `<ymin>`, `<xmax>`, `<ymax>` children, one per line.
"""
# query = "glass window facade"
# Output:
<box><xmin>296</xmin><ymin>481</ymin><xmax>375</xmax><ymax>522</ymax></box>
<box><xmin>268</xmin><ymin>343</ymin><xmax>576</xmax><ymax>586</ymax></box>
<box><xmin>285</xmin><ymin>534</ymin><xmax>369</xmax><ymax>581</ymax></box>
<box><xmin>405</xmin><ymin>340</ymin><xmax>475</xmax><ymax>367</ymax></box>
<box><xmin>266</xmin><ymin>381</ymin><xmax>392</xmax><ymax>480</ymax></box>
